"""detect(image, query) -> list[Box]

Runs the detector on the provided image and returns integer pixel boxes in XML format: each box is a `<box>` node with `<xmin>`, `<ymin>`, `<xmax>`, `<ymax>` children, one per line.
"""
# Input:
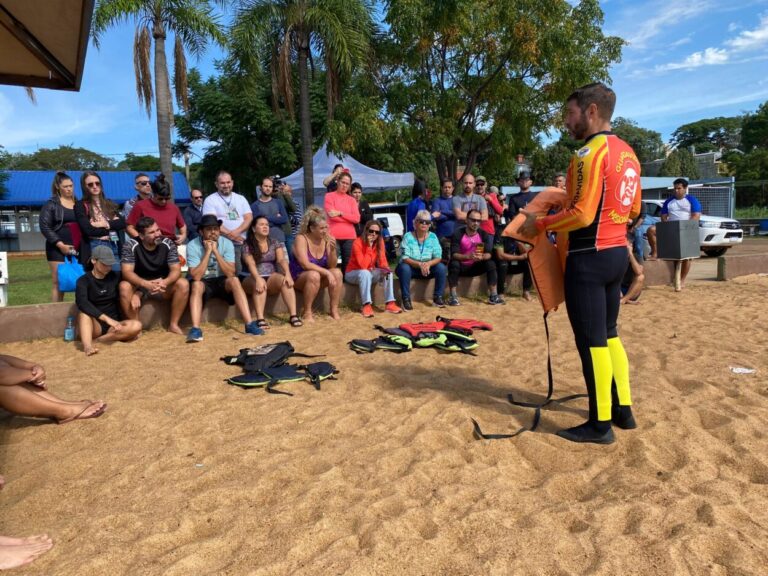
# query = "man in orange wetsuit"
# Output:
<box><xmin>520</xmin><ymin>83</ymin><xmax>641</xmax><ymax>444</ymax></box>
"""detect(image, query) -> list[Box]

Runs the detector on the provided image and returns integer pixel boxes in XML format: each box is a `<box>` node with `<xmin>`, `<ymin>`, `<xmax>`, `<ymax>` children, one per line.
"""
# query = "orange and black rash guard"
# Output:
<box><xmin>537</xmin><ymin>132</ymin><xmax>642</xmax><ymax>254</ymax></box>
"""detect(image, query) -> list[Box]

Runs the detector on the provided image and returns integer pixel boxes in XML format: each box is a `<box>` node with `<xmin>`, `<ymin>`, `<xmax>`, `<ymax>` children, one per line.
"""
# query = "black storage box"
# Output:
<box><xmin>656</xmin><ymin>220</ymin><xmax>700</xmax><ymax>260</ymax></box>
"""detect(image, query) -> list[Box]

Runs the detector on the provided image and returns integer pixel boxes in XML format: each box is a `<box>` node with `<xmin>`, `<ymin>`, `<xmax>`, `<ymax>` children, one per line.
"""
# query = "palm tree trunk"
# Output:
<box><xmin>153</xmin><ymin>19</ymin><xmax>174</xmax><ymax>196</ymax></box>
<box><xmin>297</xmin><ymin>33</ymin><xmax>314</xmax><ymax>208</ymax></box>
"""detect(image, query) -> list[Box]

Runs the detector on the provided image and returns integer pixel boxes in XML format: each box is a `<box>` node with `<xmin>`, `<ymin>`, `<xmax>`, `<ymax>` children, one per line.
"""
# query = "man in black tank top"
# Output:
<box><xmin>119</xmin><ymin>216</ymin><xmax>189</xmax><ymax>335</ymax></box>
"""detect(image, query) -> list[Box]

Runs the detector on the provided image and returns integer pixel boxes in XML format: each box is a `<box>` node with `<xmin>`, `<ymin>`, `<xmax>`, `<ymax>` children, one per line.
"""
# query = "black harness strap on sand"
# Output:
<box><xmin>472</xmin><ymin>311</ymin><xmax>587</xmax><ymax>440</ymax></box>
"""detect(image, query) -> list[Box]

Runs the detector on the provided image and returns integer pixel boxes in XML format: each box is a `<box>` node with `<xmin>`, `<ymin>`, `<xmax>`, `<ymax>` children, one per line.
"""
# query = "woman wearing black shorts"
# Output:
<box><xmin>39</xmin><ymin>171</ymin><xmax>79</xmax><ymax>302</ymax></box>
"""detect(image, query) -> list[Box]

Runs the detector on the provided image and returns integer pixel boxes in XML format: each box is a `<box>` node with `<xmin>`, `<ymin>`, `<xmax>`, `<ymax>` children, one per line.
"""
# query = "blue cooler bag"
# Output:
<box><xmin>57</xmin><ymin>256</ymin><xmax>85</xmax><ymax>292</ymax></box>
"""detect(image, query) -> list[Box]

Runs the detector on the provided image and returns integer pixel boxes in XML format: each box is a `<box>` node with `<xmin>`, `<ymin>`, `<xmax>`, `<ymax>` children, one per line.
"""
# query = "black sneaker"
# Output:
<box><xmin>488</xmin><ymin>294</ymin><xmax>505</xmax><ymax>305</ymax></box>
<box><xmin>402</xmin><ymin>298</ymin><xmax>413</xmax><ymax>311</ymax></box>
<box><xmin>433</xmin><ymin>296</ymin><xmax>446</xmax><ymax>308</ymax></box>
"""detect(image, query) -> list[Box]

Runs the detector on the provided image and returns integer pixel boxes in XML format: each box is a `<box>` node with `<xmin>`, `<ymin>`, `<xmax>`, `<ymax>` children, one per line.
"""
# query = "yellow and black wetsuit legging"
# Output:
<box><xmin>562</xmin><ymin>246</ymin><xmax>634</xmax><ymax>442</ymax></box>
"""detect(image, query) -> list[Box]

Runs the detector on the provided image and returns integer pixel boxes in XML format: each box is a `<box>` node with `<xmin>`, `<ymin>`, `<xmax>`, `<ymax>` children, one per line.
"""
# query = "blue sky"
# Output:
<box><xmin>1</xmin><ymin>1</ymin><xmax>767</xmax><ymax>164</ymax></box>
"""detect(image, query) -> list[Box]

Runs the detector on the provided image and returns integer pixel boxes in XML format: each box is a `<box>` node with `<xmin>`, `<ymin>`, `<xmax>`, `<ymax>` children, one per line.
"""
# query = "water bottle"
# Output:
<box><xmin>64</xmin><ymin>316</ymin><xmax>75</xmax><ymax>342</ymax></box>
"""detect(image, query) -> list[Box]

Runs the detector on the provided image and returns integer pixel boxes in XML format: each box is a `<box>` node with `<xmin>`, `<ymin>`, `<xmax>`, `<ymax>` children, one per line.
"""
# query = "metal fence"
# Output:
<box><xmin>643</xmin><ymin>184</ymin><xmax>735</xmax><ymax>218</ymax></box>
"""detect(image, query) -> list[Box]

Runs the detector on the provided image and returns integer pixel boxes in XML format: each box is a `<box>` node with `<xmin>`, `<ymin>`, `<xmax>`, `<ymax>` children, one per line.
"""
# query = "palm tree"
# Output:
<box><xmin>92</xmin><ymin>1</ymin><xmax>226</xmax><ymax>195</ymax></box>
<box><xmin>231</xmin><ymin>0</ymin><xmax>373</xmax><ymax>208</ymax></box>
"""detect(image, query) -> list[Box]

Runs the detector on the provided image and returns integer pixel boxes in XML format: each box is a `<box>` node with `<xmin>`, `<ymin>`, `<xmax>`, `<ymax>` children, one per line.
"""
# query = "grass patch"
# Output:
<box><xmin>735</xmin><ymin>206</ymin><xmax>768</xmax><ymax>219</ymax></box>
<box><xmin>7</xmin><ymin>256</ymin><xmax>74</xmax><ymax>306</ymax></box>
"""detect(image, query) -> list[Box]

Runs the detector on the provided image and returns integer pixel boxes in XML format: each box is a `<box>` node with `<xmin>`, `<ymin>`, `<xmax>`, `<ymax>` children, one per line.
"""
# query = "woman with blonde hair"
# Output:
<box><xmin>289</xmin><ymin>206</ymin><xmax>342</xmax><ymax>322</ymax></box>
<box><xmin>39</xmin><ymin>171</ymin><xmax>79</xmax><ymax>301</ymax></box>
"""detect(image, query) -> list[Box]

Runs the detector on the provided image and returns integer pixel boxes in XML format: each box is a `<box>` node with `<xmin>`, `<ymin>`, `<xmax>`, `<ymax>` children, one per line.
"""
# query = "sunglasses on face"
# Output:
<box><xmin>416</xmin><ymin>219</ymin><xmax>431</xmax><ymax>225</ymax></box>
<box><xmin>85</xmin><ymin>181</ymin><xmax>101</xmax><ymax>188</ymax></box>
<box><xmin>136</xmin><ymin>181</ymin><xmax>150</xmax><ymax>186</ymax></box>
<box><xmin>467</xmin><ymin>217</ymin><xmax>482</xmax><ymax>223</ymax></box>
<box><xmin>192</xmin><ymin>195</ymin><xmax>203</xmax><ymax>200</ymax></box>
<box><xmin>367</xmin><ymin>229</ymin><xmax>381</xmax><ymax>235</ymax></box>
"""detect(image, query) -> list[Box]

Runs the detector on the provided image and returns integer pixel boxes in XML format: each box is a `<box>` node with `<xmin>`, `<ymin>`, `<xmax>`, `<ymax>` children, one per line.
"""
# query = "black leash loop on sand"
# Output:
<box><xmin>472</xmin><ymin>311</ymin><xmax>586</xmax><ymax>440</ymax></box>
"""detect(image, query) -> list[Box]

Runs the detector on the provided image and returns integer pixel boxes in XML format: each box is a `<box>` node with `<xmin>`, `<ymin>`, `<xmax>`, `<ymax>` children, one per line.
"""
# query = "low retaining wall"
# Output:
<box><xmin>0</xmin><ymin>275</ymin><xmax>524</xmax><ymax>343</ymax></box>
<box><xmin>717</xmin><ymin>253</ymin><xmax>768</xmax><ymax>280</ymax></box>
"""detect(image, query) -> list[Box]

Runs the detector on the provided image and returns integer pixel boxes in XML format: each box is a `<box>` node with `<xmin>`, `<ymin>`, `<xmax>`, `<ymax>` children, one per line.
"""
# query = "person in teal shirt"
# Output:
<box><xmin>185</xmin><ymin>214</ymin><xmax>262</xmax><ymax>342</ymax></box>
<box><xmin>395</xmin><ymin>210</ymin><xmax>447</xmax><ymax>310</ymax></box>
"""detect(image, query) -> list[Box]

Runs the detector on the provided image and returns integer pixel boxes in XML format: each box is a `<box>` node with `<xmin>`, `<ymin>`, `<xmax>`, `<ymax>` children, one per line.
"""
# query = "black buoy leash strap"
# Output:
<box><xmin>472</xmin><ymin>311</ymin><xmax>586</xmax><ymax>439</ymax></box>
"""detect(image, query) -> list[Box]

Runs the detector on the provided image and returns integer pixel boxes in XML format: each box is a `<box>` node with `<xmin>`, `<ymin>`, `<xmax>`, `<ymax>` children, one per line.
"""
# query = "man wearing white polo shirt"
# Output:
<box><xmin>202</xmin><ymin>170</ymin><xmax>253</xmax><ymax>274</ymax></box>
<box><xmin>661</xmin><ymin>178</ymin><xmax>701</xmax><ymax>291</ymax></box>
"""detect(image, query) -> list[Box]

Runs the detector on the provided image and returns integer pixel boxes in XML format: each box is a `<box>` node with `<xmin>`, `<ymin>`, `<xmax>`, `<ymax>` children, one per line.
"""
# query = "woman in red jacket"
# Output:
<box><xmin>323</xmin><ymin>172</ymin><xmax>360</xmax><ymax>274</ymax></box>
<box><xmin>345</xmin><ymin>220</ymin><xmax>402</xmax><ymax>318</ymax></box>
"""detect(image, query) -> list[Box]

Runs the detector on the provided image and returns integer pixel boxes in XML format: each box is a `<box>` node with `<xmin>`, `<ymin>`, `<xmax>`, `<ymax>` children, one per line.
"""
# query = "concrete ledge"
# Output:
<box><xmin>717</xmin><ymin>253</ymin><xmax>768</xmax><ymax>280</ymax></box>
<box><xmin>0</xmin><ymin>275</ymin><xmax>523</xmax><ymax>343</ymax></box>
<box><xmin>640</xmin><ymin>259</ymin><xmax>676</xmax><ymax>286</ymax></box>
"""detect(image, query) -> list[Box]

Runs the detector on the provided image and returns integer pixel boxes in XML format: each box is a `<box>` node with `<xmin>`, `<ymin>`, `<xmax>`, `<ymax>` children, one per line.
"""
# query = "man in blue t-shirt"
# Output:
<box><xmin>661</xmin><ymin>178</ymin><xmax>702</xmax><ymax>291</ymax></box>
<box><xmin>185</xmin><ymin>214</ymin><xmax>262</xmax><ymax>342</ymax></box>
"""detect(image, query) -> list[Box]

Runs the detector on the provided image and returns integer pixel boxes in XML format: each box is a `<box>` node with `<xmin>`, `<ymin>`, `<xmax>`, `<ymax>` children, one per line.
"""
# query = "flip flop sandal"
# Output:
<box><xmin>256</xmin><ymin>319</ymin><xmax>269</xmax><ymax>329</ymax></box>
<box><xmin>289</xmin><ymin>315</ymin><xmax>303</xmax><ymax>328</ymax></box>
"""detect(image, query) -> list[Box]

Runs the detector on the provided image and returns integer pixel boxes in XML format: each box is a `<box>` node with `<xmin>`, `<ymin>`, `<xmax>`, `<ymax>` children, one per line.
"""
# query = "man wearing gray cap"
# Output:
<box><xmin>75</xmin><ymin>245</ymin><xmax>142</xmax><ymax>356</ymax></box>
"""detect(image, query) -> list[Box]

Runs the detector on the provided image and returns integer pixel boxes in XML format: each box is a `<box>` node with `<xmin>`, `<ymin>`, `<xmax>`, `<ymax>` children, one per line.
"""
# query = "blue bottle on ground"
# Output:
<box><xmin>64</xmin><ymin>316</ymin><xmax>75</xmax><ymax>342</ymax></box>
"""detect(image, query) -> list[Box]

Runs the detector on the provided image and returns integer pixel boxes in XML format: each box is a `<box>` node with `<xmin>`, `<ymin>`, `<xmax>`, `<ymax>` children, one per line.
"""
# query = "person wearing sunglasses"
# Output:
<box><xmin>345</xmin><ymin>219</ymin><xmax>401</xmax><ymax>317</ymax></box>
<box><xmin>396</xmin><ymin>210</ymin><xmax>447</xmax><ymax>310</ymax></box>
<box><xmin>122</xmin><ymin>173</ymin><xmax>153</xmax><ymax>219</ymax></box>
<box><xmin>447</xmin><ymin>208</ymin><xmax>502</xmax><ymax>306</ymax></box>
<box><xmin>125</xmin><ymin>174</ymin><xmax>187</xmax><ymax>245</ymax></box>
<box><xmin>75</xmin><ymin>170</ymin><xmax>126</xmax><ymax>272</ymax></box>
<box><xmin>183</xmin><ymin>189</ymin><xmax>205</xmax><ymax>242</ymax></box>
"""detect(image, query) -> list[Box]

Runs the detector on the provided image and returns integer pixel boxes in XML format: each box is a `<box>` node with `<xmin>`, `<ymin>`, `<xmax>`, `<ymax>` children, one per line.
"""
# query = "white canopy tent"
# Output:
<box><xmin>282</xmin><ymin>143</ymin><xmax>414</xmax><ymax>206</ymax></box>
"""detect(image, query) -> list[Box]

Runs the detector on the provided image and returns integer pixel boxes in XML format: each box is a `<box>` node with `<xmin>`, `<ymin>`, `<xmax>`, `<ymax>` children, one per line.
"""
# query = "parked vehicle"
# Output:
<box><xmin>643</xmin><ymin>200</ymin><xmax>743</xmax><ymax>257</ymax></box>
<box><xmin>371</xmin><ymin>211</ymin><xmax>404</xmax><ymax>259</ymax></box>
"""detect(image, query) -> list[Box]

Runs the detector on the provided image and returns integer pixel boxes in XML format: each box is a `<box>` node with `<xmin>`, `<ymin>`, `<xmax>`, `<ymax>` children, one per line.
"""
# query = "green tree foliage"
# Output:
<box><xmin>659</xmin><ymin>148</ymin><xmax>700</xmax><ymax>179</ymax></box>
<box><xmin>611</xmin><ymin>117</ymin><xmax>664</xmax><ymax>164</ymax></box>
<box><xmin>378</xmin><ymin>0</ymin><xmax>623</xmax><ymax>182</ymax></box>
<box><xmin>741</xmin><ymin>101</ymin><xmax>768</xmax><ymax>152</ymax></box>
<box><xmin>231</xmin><ymin>0</ymin><xmax>374</xmax><ymax>207</ymax></box>
<box><xmin>117</xmin><ymin>153</ymin><xmax>162</xmax><ymax>171</ymax></box>
<box><xmin>174</xmin><ymin>68</ymin><xmax>300</xmax><ymax>198</ymax></box>
<box><xmin>530</xmin><ymin>134</ymin><xmax>581</xmax><ymax>185</ymax></box>
<box><xmin>728</xmin><ymin>149</ymin><xmax>768</xmax><ymax>181</ymax></box>
<box><xmin>0</xmin><ymin>145</ymin><xmax>115</xmax><ymax>171</ymax></box>
<box><xmin>92</xmin><ymin>0</ymin><xmax>225</xmax><ymax>194</ymax></box>
<box><xmin>671</xmin><ymin>116</ymin><xmax>742</xmax><ymax>153</ymax></box>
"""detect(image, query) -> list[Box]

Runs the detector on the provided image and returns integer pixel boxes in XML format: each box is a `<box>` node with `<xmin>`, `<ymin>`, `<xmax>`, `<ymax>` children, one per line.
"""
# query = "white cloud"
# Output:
<box><xmin>727</xmin><ymin>22</ymin><xmax>741</xmax><ymax>33</ymax></box>
<box><xmin>725</xmin><ymin>13</ymin><xmax>768</xmax><ymax>51</ymax></box>
<box><xmin>623</xmin><ymin>0</ymin><xmax>715</xmax><ymax>49</ymax></box>
<box><xmin>0</xmin><ymin>91</ymin><xmax>119</xmax><ymax>150</ymax></box>
<box><xmin>646</xmin><ymin>12</ymin><xmax>768</xmax><ymax>74</ymax></box>
<box><xmin>654</xmin><ymin>47</ymin><xmax>729</xmax><ymax>71</ymax></box>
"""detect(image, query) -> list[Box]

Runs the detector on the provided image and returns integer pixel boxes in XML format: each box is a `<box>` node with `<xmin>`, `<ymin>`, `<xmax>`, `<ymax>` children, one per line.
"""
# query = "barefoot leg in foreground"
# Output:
<box><xmin>0</xmin><ymin>537</ymin><xmax>54</xmax><ymax>570</ymax></box>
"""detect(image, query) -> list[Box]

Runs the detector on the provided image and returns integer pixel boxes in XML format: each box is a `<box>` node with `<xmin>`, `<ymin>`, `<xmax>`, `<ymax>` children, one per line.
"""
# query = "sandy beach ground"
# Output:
<box><xmin>1</xmin><ymin>274</ymin><xmax>767</xmax><ymax>575</ymax></box>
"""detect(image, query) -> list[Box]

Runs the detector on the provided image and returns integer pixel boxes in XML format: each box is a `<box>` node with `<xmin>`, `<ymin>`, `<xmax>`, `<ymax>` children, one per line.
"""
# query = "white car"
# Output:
<box><xmin>643</xmin><ymin>199</ymin><xmax>742</xmax><ymax>257</ymax></box>
<box><xmin>371</xmin><ymin>211</ymin><xmax>405</xmax><ymax>254</ymax></box>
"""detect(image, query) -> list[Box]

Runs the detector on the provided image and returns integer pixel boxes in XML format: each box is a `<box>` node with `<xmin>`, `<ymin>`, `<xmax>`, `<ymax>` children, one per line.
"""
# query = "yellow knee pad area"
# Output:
<box><xmin>589</xmin><ymin>346</ymin><xmax>613</xmax><ymax>421</ymax></box>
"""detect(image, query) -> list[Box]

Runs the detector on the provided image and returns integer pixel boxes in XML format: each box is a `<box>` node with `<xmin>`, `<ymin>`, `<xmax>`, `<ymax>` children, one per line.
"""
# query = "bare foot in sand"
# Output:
<box><xmin>0</xmin><ymin>534</ymin><xmax>51</xmax><ymax>546</ymax></box>
<box><xmin>167</xmin><ymin>324</ymin><xmax>184</xmax><ymax>335</ymax></box>
<box><xmin>302</xmin><ymin>314</ymin><xmax>315</xmax><ymax>323</ymax></box>
<box><xmin>57</xmin><ymin>400</ymin><xmax>107</xmax><ymax>424</ymax></box>
<box><xmin>0</xmin><ymin>537</ymin><xmax>53</xmax><ymax>570</ymax></box>
<box><xmin>84</xmin><ymin>345</ymin><xmax>99</xmax><ymax>356</ymax></box>
<box><xmin>329</xmin><ymin>309</ymin><xmax>341</xmax><ymax>320</ymax></box>
<box><xmin>522</xmin><ymin>291</ymin><xmax>533</xmax><ymax>302</ymax></box>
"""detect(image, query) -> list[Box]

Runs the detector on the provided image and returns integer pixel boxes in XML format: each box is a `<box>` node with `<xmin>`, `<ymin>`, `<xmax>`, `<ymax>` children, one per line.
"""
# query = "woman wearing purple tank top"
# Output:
<box><xmin>290</xmin><ymin>207</ymin><xmax>343</xmax><ymax>322</ymax></box>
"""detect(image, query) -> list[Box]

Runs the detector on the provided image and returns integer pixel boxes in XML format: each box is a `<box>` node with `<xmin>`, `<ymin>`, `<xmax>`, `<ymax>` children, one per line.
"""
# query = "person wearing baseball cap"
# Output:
<box><xmin>507</xmin><ymin>171</ymin><xmax>537</xmax><ymax>219</ymax></box>
<box><xmin>184</xmin><ymin>214</ymin><xmax>263</xmax><ymax>342</ymax></box>
<box><xmin>75</xmin><ymin>244</ymin><xmax>142</xmax><ymax>356</ymax></box>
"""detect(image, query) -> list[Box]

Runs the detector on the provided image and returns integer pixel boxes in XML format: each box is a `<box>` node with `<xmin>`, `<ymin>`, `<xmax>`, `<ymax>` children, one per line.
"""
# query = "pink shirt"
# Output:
<box><xmin>324</xmin><ymin>192</ymin><xmax>360</xmax><ymax>240</ymax></box>
<box><xmin>459</xmin><ymin>232</ymin><xmax>482</xmax><ymax>266</ymax></box>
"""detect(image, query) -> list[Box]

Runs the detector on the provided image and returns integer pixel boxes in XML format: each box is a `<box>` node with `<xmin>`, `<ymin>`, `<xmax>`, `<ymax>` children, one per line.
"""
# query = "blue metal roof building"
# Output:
<box><xmin>0</xmin><ymin>170</ymin><xmax>190</xmax><ymax>207</ymax></box>
<box><xmin>0</xmin><ymin>171</ymin><xmax>190</xmax><ymax>252</ymax></box>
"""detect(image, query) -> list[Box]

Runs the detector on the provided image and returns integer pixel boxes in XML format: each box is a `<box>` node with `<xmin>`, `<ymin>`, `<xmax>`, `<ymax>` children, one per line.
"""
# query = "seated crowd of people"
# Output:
<box><xmin>39</xmin><ymin>166</ymin><xmax>646</xmax><ymax>355</ymax></box>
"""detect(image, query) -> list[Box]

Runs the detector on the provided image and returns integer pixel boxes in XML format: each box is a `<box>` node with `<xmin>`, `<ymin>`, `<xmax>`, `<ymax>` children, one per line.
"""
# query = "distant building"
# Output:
<box><xmin>0</xmin><ymin>171</ymin><xmax>190</xmax><ymax>251</ymax></box>
<box><xmin>642</xmin><ymin>149</ymin><xmax>729</xmax><ymax>179</ymax></box>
